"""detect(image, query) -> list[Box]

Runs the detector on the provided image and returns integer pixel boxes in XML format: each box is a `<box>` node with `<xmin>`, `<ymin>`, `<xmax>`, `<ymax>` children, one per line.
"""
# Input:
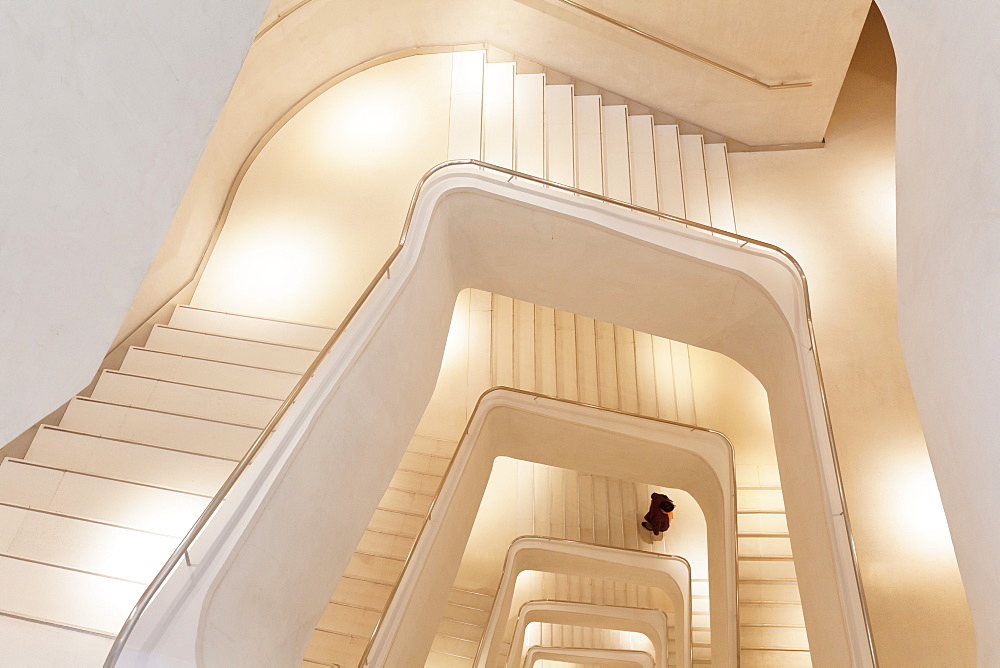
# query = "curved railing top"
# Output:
<box><xmin>253</xmin><ymin>0</ymin><xmax>811</xmax><ymax>90</ymax></box>
<box><xmin>357</xmin><ymin>386</ymin><xmax>738</xmax><ymax>668</ymax></box>
<box><xmin>105</xmin><ymin>160</ymin><xmax>875</xmax><ymax>667</ymax></box>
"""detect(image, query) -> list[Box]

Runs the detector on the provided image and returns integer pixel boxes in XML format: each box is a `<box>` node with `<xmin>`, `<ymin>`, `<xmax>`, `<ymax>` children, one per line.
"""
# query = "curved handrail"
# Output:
<box><xmin>253</xmin><ymin>0</ymin><xmax>810</xmax><ymax>90</ymax></box>
<box><xmin>473</xmin><ymin>536</ymin><xmax>693</xmax><ymax>668</ymax></box>
<box><xmin>356</xmin><ymin>385</ymin><xmax>739</xmax><ymax>668</ymax></box>
<box><xmin>105</xmin><ymin>159</ymin><xmax>875</xmax><ymax>667</ymax></box>
<box><xmin>508</xmin><ymin>599</ymin><xmax>668</xmax><ymax>668</ymax></box>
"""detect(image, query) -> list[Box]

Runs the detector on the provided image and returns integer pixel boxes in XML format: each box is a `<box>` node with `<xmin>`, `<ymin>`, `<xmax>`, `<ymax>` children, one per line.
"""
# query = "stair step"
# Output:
<box><xmin>437</xmin><ymin>616</ymin><xmax>485</xmax><ymax>643</ymax></box>
<box><xmin>367</xmin><ymin>508</ymin><xmax>424</xmax><ymax>538</ymax></box>
<box><xmin>425</xmin><ymin>650</ymin><xmax>474</xmax><ymax>667</ymax></box>
<box><xmin>169</xmin><ymin>305</ymin><xmax>333</xmax><ymax>348</ymax></box>
<box><xmin>737</xmin><ymin>513</ymin><xmax>788</xmax><ymax>533</ymax></box>
<box><xmin>0</xmin><ymin>616</ymin><xmax>115</xmax><ymax>668</ymax></box>
<box><xmin>407</xmin><ymin>435</ymin><xmax>459</xmax><ymax>459</ymax></box>
<box><xmin>399</xmin><ymin>451</ymin><xmax>451</xmax><ymax>476</ymax></box>
<box><xmin>0</xmin><ymin>459</ymin><xmax>207</xmax><ymax>537</ymax></box>
<box><xmin>740</xmin><ymin>647</ymin><xmax>812</xmax><ymax>667</ymax></box>
<box><xmin>60</xmin><ymin>398</ymin><xmax>260</xmax><ymax>461</ymax></box>
<box><xmin>0</xmin><ymin>504</ymin><xmax>176</xmax><ymax>583</ymax></box>
<box><xmin>388</xmin><ymin>469</ymin><xmax>442</xmax><ymax>496</ymax></box>
<box><xmin>91</xmin><ymin>370</ymin><xmax>281</xmax><ymax>429</ymax></box>
<box><xmin>447</xmin><ymin>587</ymin><xmax>494</xmax><ymax>612</ymax></box>
<box><xmin>355</xmin><ymin>530</ymin><xmax>415</xmax><ymax>561</ymax></box>
<box><xmin>738</xmin><ymin>535</ymin><xmax>793</xmax><ymax>558</ymax></box>
<box><xmin>27</xmin><ymin>426</ymin><xmax>234</xmax><ymax>496</ymax></box>
<box><xmin>740</xmin><ymin>624</ymin><xmax>809</xmax><ymax>650</ymax></box>
<box><xmin>303</xmin><ymin>628</ymin><xmax>366</xmax><ymax>667</ymax></box>
<box><xmin>378</xmin><ymin>488</ymin><xmax>433</xmax><ymax>516</ymax></box>
<box><xmin>145</xmin><ymin>325</ymin><xmax>317</xmax><ymax>373</ymax></box>
<box><xmin>343</xmin><ymin>552</ymin><xmax>405</xmax><ymax>586</ymax></box>
<box><xmin>738</xmin><ymin>581</ymin><xmax>801</xmax><ymax>603</ymax></box>
<box><xmin>120</xmin><ymin>347</ymin><xmax>299</xmax><ymax>400</ymax></box>
<box><xmin>738</xmin><ymin>602</ymin><xmax>806</xmax><ymax>626</ymax></box>
<box><xmin>737</xmin><ymin>558</ymin><xmax>797</xmax><ymax>580</ymax></box>
<box><xmin>0</xmin><ymin>554</ymin><xmax>144</xmax><ymax>635</ymax></box>
<box><xmin>431</xmin><ymin>633</ymin><xmax>478</xmax><ymax>660</ymax></box>
<box><xmin>314</xmin><ymin>601</ymin><xmax>381</xmax><ymax>639</ymax></box>
<box><xmin>330</xmin><ymin>577</ymin><xmax>392</xmax><ymax>611</ymax></box>
<box><xmin>737</xmin><ymin>489</ymin><xmax>785</xmax><ymax>513</ymax></box>
<box><xmin>441</xmin><ymin>601</ymin><xmax>490</xmax><ymax>627</ymax></box>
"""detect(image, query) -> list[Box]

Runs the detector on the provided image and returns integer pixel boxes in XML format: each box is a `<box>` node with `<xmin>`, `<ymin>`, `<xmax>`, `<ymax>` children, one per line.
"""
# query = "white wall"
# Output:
<box><xmin>878</xmin><ymin>1</ymin><xmax>1000</xmax><ymax>663</ymax></box>
<box><xmin>0</xmin><ymin>1</ymin><xmax>268</xmax><ymax>446</ymax></box>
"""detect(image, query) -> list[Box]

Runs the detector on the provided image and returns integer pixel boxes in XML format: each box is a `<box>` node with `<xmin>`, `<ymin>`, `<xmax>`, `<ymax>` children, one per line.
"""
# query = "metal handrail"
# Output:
<box><xmin>356</xmin><ymin>386</ymin><xmax>739</xmax><ymax>668</ymax></box>
<box><xmin>473</xmin><ymin>535</ymin><xmax>693</xmax><ymax>668</ymax></box>
<box><xmin>105</xmin><ymin>159</ymin><xmax>875</xmax><ymax>667</ymax></box>
<box><xmin>253</xmin><ymin>0</ymin><xmax>810</xmax><ymax>90</ymax></box>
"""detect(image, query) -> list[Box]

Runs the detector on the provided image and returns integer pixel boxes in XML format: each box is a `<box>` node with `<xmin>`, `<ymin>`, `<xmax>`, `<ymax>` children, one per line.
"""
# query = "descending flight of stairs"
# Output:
<box><xmin>303</xmin><ymin>434</ymin><xmax>459</xmax><ymax>667</ymax></box>
<box><xmin>0</xmin><ymin>305</ymin><xmax>332</xmax><ymax>663</ymax></box>
<box><xmin>426</xmin><ymin>467</ymin><xmax>689</xmax><ymax>668</ymax></box>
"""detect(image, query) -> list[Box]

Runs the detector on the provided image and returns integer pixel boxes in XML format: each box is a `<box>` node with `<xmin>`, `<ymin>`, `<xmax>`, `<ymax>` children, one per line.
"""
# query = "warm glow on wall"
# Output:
<box><xmin>882</xmin><ymin>454</ymin><xmax>955</xmax><ymax>562</ymax></box>
<box><xmin>201</xmin><ymin>224</ymin><xmax>329</xmax><ymax>320</ymax></box>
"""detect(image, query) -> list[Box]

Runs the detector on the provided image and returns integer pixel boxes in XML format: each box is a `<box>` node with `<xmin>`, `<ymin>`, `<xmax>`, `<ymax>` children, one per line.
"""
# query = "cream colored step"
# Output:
<box><xmin>0</xmin><ymin>459</ymin><xmax>207</xmax><ymax>537</ymax></box>
<box><xmin>407</xmin><ymin>435</ymin><xmax>459</xmax><ymax>459</ymax></box>
<box><xmin>601</xmin><ymin>105</ymin><xmax>632</xmax><ymax>202</ymax></box>
<box><xmin>303</xmin><ymin>628</ymin><xmax>366</xmax><ymax>667</ymax></box>
<box><xmin>437</xmin><ymin>616</ymin><xmax>484</xmax><ymax>643</ymax></box>
<box><xmin>344</xmin><ymin>552</ymin><xmax>405</xmax><ymax>586</ymax></box>
<box><xmin>145</xmin><ymin>325</ymin><xmax>317</xmax><ymax>373</ymax></box>
<box><xmin>26</xmin><ymin>426</ymin><xmax>234</xmax><ymax>496</ymax></box>
<box><xmin>368</xmin><ymin>507</ymin><xmax>424</xmax><ymax>538</ymax></box>
<box><xmin>737</xmin><ymin>512</ymin><xmax>788</xmax><ymax>533</ymax></box>
<box><xmin>399</xmin><ymin>451</ymin><xmax>451</xmax><ymax>476</ymax></box>
<box><xmin>544</xmin><ymin>84</ymin><xmax>575</xmax><ymax>186</ymax></box>
<box><xmin>389</xmin><ymin>469</ymin><xmax>442</xmax><ymax>496</ymax></box>
<box><xmin>169</xmin><ymin>305</ymin><xmax>333</xmax><ymax>349</ymax></box>
<box><xmin>0</xmin><ymin>616</ymin><xmax>115</xmax><ymax>668</ymax></box>
<box><xmin>0</xmin><ymin>554</ymin><xmax>144</xmax><ymax>635</ymax></box>
<box><xmin>483</xmin><ymin>61</ymin><xmax>515</xmax><ymax>168</ymax></box>
<box><xmin>653</xmin><ymin>125</ymin><xmax>685</xmax><ymax>217</ymax></box>
<box><xmin>574</xmin><ymin>95</ymin><xmax>603</xmax><ymax>194</ymax></box>
<box><xmin>426</xmin><ymin>650</ymin><xmax>474</xmax><ymax>667</ymax></box>
<box><xmin>120</xmin><ymin>347</ymin><xmax>299</xmax><ymax>400</ymax></box>
<box><xmin>314</xmin><ymin>601</ymin><xmax>381</xmax><ymax>638</ymax></box>
<box><xmin>442</xmin><ymin>600</ymin><xmax>491</xmax><ymax>627</ymax></box>
<box><xmin>0</xmin><ymin>504</ymin><xmax>175</xmax><ymax>583</ymax></box>
<box><xmin>738</xmin><ymin>557</ymin><xmax>797</xmax><ymax>580</ymax></box>
<box><xmin>738</xmin><ymin>535</ymin><xmax>793</xmax><ymax>558</ymax></box>
<box><xmin>740</xmin><ymin>648</ymin><xmax>811</xmax><ymax>667</ymax></box>
<box><xmin>738</xmin><ymin>580</ymin><xmax>801</xmax><ymax>603</ymax></box>
<box><xmin>628</xmin><ymin>115</ymin><xmax>658</xmax><ymax>210</ymax></box>
<box><xmin>736</xmin><ymin>490</ymin><xmax>785</xmax><ymax>513</ymax></box>
<box><xmin>514</xmin><ymin>72</ymin><xmax>545</xmax><ymax>178</ymax></box>
<box><xmin>704</xmin><ymin>143</ymin><xmax>737</xmax><ymax>234</ymax></box>
<box><xmin>330</xmin><ymin>576</ymin><xmax>392</xmax><ymax>611</ymax></box>
<box><xmin>678</xmin><ymin>133</ymin><xmax>711</xmax><ymax>226</ymax></box>
<box><xmin>60</xmin><ymin>397</ymin><xmax>260</xmax><ymax>461</ymax></box>
<box><xmin>739</xmin><ymin>602</ymin><xmax>805</xmax><ymax>626</ymax></box>
<box><xmin>356</xmin><ymin>529</ymin><xmax>415</xmax><ymax>560</ymax></box>
<box><xmin>91</xmin><ymin>370</ymin><xmax>280</xmax><ymax>428</ymax></box>
<box><xmin>740</xmin><ymin>624</ymin><xmax>809</xmax><ymax>650</ymax></box>
<box><xmin>431</xmin><ymin>632</ymin><xmax>478</xmax><ymax>659</ymax></box>
<box><xmin>379</xmin><ymin>488</ymin><xmax>433</xmax><ymax>516</ymax></box>
<box><xmin>449</xmin><ymin>587</ymin><xmax>494</xmax><ymax>612</ymax></box>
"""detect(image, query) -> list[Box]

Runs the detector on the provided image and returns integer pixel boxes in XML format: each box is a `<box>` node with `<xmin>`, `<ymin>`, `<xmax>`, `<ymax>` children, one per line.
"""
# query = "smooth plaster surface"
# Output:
<box><xmin>0</xmin><ymin>1</ymin><xmax>268</xmax><ymax>447</ymax></box>
<box><xmin>727</xmin><ymin>7</ymin><xmax>975</xmax><ymax>665</ymax></box>
<box><xmin>875</xmin><ymin>1</ymin><xmax>1000</xmax><ymax>663</ymax></box>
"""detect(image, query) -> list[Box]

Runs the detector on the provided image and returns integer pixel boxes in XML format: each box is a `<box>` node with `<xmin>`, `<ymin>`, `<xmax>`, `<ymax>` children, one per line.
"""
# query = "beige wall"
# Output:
<box><xmin>0</xmin><ymin>1</ymin><xmax>268</xmax><ymax>446</ymax></box>
<box><xmin>728</xmin><ymin>8</ymin><xmax>975</xmax><ymax>665</ymax></box>
<box><xmin>875</xmin><ymin>1</ymin><xmax>1000</xmax><ymax>664</ymax></box>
